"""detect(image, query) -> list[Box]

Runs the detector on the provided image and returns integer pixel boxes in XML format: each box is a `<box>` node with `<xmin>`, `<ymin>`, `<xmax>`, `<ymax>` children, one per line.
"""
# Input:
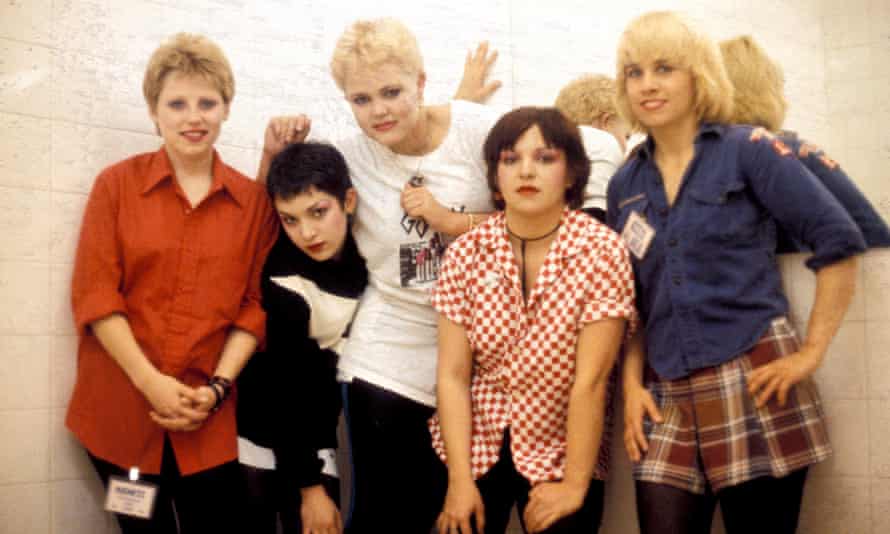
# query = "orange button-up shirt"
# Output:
<box><xmin>66</xmin><ymin>148</ymin><xmax>277</xmax><ymax>475</ymax></box>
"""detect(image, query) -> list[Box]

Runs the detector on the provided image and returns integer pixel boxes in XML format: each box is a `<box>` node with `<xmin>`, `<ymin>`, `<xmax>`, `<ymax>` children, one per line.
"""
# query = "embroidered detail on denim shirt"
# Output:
<box><xmin>618</xmin><ymin>193</ymin><xmax>647</xmax><ymax>210</ymax></box>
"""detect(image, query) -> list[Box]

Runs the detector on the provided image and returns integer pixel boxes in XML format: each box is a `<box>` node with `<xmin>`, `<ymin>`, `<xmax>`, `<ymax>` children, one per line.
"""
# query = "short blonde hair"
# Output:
<box><xmin>330</xmin><ymin>18</ymin><xmax>424</xmax><ymax>92</ymax></box>
<box><xmin>720</xmin><ymin>36</ymin><xmax>787</xmax><ymax>131</ymax></box>
<box><xmin>143</xmin><ymin>33</ymin><xmax>235</xmax><ymax>113</ymax></box>
<box><xmin>554</xmin><ymin>74</ymin><xmax>618</xmax><ymax>126</ymax></box>
<box><xmin>615</xmin><ymin>11</ymin><xmax>733</xmax><ymax>132</ymax></box>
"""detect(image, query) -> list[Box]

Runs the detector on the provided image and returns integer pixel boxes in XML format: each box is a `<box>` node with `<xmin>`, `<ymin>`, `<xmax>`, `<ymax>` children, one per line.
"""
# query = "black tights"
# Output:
<box><xmin>635</xmin><ymin>468</ymin><xmax>808</xmax><ymax>534</ymax></box>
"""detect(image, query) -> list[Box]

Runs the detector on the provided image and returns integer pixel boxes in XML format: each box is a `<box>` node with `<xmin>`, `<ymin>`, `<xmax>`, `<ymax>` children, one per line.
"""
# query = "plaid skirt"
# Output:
<box><xmin>634</xmin><ymin>317</ymin><xmax>832</xmax><ymax>494</ymax></box>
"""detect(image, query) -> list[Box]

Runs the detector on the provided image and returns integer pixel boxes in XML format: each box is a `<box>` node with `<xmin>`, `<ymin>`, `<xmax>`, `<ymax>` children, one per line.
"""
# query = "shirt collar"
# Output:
<box><xmin>477</xmin><ymin>208</ymin><xmax>596</xmax><ymax>261</ymax></box>
<box><xmin>140</xmin><ymin>147</ymin><xmax>248</xmax><ymax>208</ymax></box>
<box><xmin>637</xmin><ymin>122</ymin><xmax>726</xmax><ymax>160</ymax></box>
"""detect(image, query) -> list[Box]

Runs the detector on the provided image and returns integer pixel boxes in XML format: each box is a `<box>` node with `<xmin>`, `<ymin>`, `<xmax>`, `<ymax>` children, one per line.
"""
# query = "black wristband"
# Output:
<box><xmin>207</xmin><ymin>376</ymin><xmax>233</xmax><ymax>412</ymax></box>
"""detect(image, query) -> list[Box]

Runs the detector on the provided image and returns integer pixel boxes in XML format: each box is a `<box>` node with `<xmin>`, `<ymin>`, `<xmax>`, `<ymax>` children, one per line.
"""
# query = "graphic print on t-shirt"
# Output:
<box><xmin>398</xmin><ymin>205</ymin><xmax>463</xmax><ymax>288</ymax></box>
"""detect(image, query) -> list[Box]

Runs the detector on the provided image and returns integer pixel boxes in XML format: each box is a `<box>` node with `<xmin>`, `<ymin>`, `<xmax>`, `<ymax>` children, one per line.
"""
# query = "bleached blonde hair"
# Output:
<box><xmin>143</xmin><ymin>33</ymin><xmax>234</xmax><ymax>113</ymax></box>
<box><xmin>720</xmin><ymin>35</ymin><xmax>787</xmax><ymax>131</ymax></box>
<box><xmin>615</xmin><ymin>11</ymin><xmax>734</xmax><ymax>132</ymax></box>
<box><xmin>554</xmin><ymin>74</ymin><xmax>618</xmax><ymax>126</ymax></box>
<box><xmin>330</xmin><ymin>18</ymin><xmax>424</xmax><ymax>92</ymax></box>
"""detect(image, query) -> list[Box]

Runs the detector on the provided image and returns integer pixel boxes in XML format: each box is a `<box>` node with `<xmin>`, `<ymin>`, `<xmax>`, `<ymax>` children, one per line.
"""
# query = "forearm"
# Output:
<box><xmin>564</xmin><ymin>318</ymin><xmax>626</xmax><ymax>487</ymax></box>
<box><xmin>801</xmin><ymin>255</ymin><xmax>859</xmax><ymax>363</ymax></box>
<box><xmin>91</xmin><ymin>313</ymin><xmax>158</xmax><ymax>390</ymax></box>
<box><xmin>213</xmin><ymin>328</ymin><xmax>259</xmax><ymax>380</ymax></box>
<box><xmin>256</xmin><ymin>151</ymin><xmax>274</xmax><ymax>185</ymax></box>
<box><xmin>622</xmin><ymin>328</ymin><xmax>647</xmax><ymax>392</ymax></box>
<box><xmin>437</xmin><ymin>374</ymin><xmax>475</xmax><ymax>485</ymax></box>
<box><xmin>562</xmin><ymin>377</ymin><xmax>607</xmax><ymax>488</ymax></box>
<box><xmin>430</xmin><ymin>209</ymin><xmax>492</xmax><ymax>237</ymax></box>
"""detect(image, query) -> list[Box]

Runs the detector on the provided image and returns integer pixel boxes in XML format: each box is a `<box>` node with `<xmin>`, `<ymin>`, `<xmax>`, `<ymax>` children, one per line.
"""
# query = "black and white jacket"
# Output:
<box><xmin>237</xmin><ymin>229</ymin><xmax>367</xmax><ymax>499</ymax></box>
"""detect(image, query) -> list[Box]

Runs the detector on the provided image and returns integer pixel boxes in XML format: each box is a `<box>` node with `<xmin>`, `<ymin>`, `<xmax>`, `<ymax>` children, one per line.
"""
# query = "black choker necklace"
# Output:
<box><xmin>506</xmin><ymin>221</ymin><xmax>561</xmax><ymax>298</ymax></box>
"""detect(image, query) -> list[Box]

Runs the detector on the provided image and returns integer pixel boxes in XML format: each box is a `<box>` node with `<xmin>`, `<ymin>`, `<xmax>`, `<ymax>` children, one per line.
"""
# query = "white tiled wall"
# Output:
<box><xmin>0</xmin><ymin>1</ymin><xmax>886</xmax><ymax>533</ymax></box>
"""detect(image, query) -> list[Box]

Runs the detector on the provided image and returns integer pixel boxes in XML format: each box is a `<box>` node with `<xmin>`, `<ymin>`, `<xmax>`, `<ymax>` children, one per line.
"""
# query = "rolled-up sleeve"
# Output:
<box><xmin>71</xmin><ymin>171</ymin><xmax>128</xmax><ymax>334</ymax></box>
<box><xmin>431</xmin><ymin>239</ymin><xmax>472</xmax><ymax>327</ymax></box>
<box><xmin>233</xmin><ymin>195</ymin><xmax>278</xmax><ymax>342</ymax></box>
<box><xmin>581</xmin><ymin>231</ymin><xmax>638</xmax><ymax>338</ymax></box>
<box><xmin>741</xmin><ymin>129</ymin><xmax>866</xmax><ymax>271</ymax></box>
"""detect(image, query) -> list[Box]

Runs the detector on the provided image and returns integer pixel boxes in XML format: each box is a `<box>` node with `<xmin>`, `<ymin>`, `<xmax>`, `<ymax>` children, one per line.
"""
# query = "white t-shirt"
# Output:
<box><xmin>333</xmin><ymin>100</ymin><xmax>498</xmax><ymax>406</ymax></box>
<box><xmin>579</xmin><ymin>125</ymin><xmax>624</xmax><ymax>211</ymax></box>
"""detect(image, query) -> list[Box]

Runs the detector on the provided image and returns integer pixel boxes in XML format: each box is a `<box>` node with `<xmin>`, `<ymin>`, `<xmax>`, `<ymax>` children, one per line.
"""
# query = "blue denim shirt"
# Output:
<box><xmin>607</xmin><ymin>124</ymin><xmax>866</xmax><ymax>380</ymax></box>
<box><xmin>775</xmin><ymin>130</ymin><xmax>890</xmax><ymax>253</ymax></box>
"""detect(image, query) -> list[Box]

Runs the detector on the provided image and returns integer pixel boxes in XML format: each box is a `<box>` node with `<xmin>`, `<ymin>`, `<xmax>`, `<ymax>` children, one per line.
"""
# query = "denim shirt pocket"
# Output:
<box><xmin>688</xmin><ymin>179</ymin><xmax>761</xmax><ymax>243</ymax></box>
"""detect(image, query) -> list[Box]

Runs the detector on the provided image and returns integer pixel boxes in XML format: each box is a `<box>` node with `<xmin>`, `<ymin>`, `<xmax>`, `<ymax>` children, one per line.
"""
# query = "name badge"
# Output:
<box><xmin>621</xmin><ymin>211</ymin><xmax>656</xmax><ymax>259</ymax></box>
<box><xmin>105</xmin><ymin>476</ymin><xmax>158</xmax><ymax>519</ymax></box>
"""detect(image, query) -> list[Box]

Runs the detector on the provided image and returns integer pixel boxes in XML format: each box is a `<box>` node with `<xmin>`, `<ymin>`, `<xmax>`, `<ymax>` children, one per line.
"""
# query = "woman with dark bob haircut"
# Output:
<box><xmin>482</xmin><ymin>107</ymin><xmax>591</xmax><ymax>211</ymax></box>
<box><xmin>431</xmin><ymin>106</ymin><xmax>637</xmax><ymax>534</ymax></box>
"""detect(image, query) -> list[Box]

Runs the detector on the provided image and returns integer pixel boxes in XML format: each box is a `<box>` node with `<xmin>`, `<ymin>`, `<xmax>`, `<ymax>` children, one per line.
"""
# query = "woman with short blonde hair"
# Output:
<box><xmin>68</xmin><ymin>32</ymin><xmax>276</xmax><ymax>533</ymax></box>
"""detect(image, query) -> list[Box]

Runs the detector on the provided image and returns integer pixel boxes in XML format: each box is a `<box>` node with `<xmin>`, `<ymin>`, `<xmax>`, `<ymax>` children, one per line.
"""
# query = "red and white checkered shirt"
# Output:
<box><xmin>429</xmin><ymin>209</ymin><xmax>637</xmax><ymax>483</ymax></box>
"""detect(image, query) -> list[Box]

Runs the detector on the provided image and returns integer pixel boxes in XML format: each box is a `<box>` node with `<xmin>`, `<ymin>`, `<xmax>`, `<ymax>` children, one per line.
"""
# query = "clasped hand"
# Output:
<box><xmin>140</xmin><ymin>371</ymin><xmax>215</xmax><ymax>432</ymax></box>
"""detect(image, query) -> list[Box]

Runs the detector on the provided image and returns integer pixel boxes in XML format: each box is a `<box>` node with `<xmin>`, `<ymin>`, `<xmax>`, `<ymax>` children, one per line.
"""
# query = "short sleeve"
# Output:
<box><xmin>430</xmin><ymin>238</ymin><xmax>474</xmax><ymax>327</ymax></box>
<box><xmin>580</xmin><ymin>230</ymin><xmax>638</xmax><ymax>337</ymax></box>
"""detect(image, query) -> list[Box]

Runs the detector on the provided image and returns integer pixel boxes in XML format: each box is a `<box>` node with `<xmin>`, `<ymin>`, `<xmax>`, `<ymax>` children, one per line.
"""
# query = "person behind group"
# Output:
<box><xmin>607</xmin><ymin>12</ymin><xmax>866</xmax><ymax>534</ymax></box>
<box><xmin>433</xmin><ymin>107</ymin><xmax>636</xmax><ymax>534</ymax></box>
<box><xmin>549</xmin><ymin>74</ymin><xmax>628</xmax><ymax>222</ymax></box>
<box><xmin>258</xmin><ymin>18</ymin><xmax>504</xmax><ymax>533</ymax></box>
<box><xmin>555</xmin><ymin>73</ymin><xmax>632</xmax><ymax>153</ymax></box>
<box><xmin>67</xmin><ymin>33</ymin><xmax>277</xmax><ymax>533</ymax></box>
<box><xmin>719</xmin><ymin>35</ymin><xmax>890</xmax><ymax>251</ymax></box>
<box><xmin>236</xmin><ymin>142</ymin><xmax>367</xmax><ymax>534</ymax></box>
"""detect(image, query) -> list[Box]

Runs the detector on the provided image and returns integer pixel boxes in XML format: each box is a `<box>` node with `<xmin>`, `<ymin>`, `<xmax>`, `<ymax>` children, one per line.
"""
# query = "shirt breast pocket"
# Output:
<box><xmin>688</xmin><ymin>180</ymin><xmax>763</xmax><ymax>243</ymax></box>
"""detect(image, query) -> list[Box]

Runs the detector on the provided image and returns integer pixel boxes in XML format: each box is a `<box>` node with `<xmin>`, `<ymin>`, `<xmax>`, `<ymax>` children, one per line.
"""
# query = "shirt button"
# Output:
<box><xmin>658</xmin><ymin>208</ymin><xmax>668</xmax><ymax>217</ymax></box>
<box><xmin>668</xmin><ymin>238</ymin><xmax>678</xmax><ymax>247</ymax></box>
<box><xmin>672</xmin><ymin>274</ymin><xmax>681</xmax><ymax>286</ymax></box>
<box><xmin>184</xmin><ymin>208</ymin><xmax>191</xmax><ymax>214</ymax></box>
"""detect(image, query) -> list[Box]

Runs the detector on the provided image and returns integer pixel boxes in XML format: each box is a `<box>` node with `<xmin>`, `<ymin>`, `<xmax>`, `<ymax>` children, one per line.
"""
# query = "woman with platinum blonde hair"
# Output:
<box><xmin>720</xmin><ymin>35</ymin><xmax>890</xmax><ymax>251</ymax></box>
<box><xmin>257</xmin><ymin>18</ymin><xmax>502</xmax><ymax>533</ymax></box>
<box><xmin>608</xmin><ymin>11</ymin><xmax>865</xmax><ymax>534</ymax></box>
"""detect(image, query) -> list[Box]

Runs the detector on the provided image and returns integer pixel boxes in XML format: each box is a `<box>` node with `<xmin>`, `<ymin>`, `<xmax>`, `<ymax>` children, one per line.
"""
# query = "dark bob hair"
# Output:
<box><xmin>482</xmin><ymin>107</ymin><xmax>590</xmax><ymax>210</ymax></box>
<box><xmin>266</xmin><ymin>141</ymin><xmax>352</xmax><ymax>204</ymax></box>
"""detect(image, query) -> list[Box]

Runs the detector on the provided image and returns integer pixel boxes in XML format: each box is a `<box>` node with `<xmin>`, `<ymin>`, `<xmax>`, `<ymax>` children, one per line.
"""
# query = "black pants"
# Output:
<box><xmin>342</xmin><ymin>379</ymin><xmax>448</xmax><ymax>534</ymax></box>
<box><xmin>635</xmin><ymin>467</ymin><xmax>809</xmax><ymax>534</ymax></box>
<box><xmin>87</xmin><ymin>436</ymin><xmax>243</xmax><ymax>534</ymax></box>
<box><xmin>241</xmin><ymin>464</ymin><xmax>340</xmax><ymax>534</ymax></box>
<box><xmin>475</xmin><ymin>431</ymin><xmax>604</xmax><ymax>534</ymax></box>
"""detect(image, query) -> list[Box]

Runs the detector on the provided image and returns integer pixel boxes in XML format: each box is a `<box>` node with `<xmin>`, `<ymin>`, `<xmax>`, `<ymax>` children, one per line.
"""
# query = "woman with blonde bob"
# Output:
<box><xmin>720</xmin><ymin>35</ymin><xmax>890</xmax><ymax>251</ymax></box>
<box><xmin>257</xmin><ymin>18</ymin><xmax>502</xmax><ymax>533</ymax></box>
<box><xmin>607</xmin><ymin>12</ymin><xmax>866</xmax><ymax>534</ymax></box>
<box><xmin>68</xmin><ymin>33</ymin><xmax>276</xmax><ymax>532</ymax></box>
